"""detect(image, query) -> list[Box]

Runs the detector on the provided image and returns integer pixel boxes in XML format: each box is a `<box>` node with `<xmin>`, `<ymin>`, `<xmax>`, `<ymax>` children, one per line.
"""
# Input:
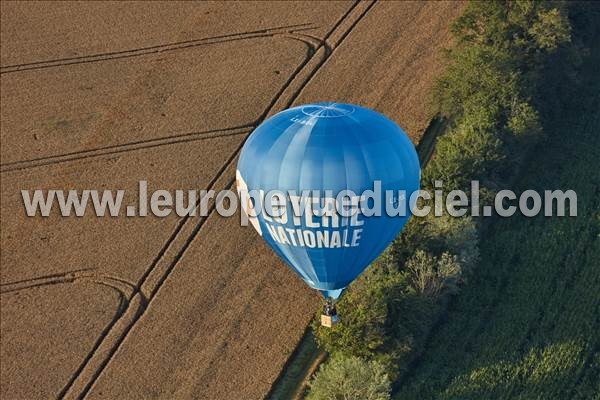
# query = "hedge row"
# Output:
<box><xmin>307</xmin><ymin>1</ymin><xmax>580</xmax><ymax>398</ymax></box>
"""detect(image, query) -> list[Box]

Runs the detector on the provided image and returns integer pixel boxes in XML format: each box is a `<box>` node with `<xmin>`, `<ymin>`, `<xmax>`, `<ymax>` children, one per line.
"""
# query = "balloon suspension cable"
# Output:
<box><xmin>322</xmin><ymin>298</ymin><xmax>337</xmax><ymax>317</ymax></box>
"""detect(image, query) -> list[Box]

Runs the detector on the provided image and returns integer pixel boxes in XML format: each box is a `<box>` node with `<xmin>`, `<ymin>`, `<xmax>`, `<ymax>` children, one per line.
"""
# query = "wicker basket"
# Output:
<box><xmin>321</xmin><ymin>314</ymin><xmax>338</xmax><ymax>328</ymax></box>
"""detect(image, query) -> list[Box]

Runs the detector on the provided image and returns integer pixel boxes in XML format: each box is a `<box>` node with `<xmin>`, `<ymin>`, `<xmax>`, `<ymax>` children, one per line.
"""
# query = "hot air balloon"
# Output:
<box><xmin>237</xmin><ymin>103</ymin><xmax>420</xmax><ymax>326</ymax></box>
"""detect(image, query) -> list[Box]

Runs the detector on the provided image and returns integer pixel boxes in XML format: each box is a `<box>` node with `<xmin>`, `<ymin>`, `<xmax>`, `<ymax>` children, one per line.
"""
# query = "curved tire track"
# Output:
<box><xmin>0</xmin><ymin>24</ymin><xmax>317</xmax><ymax>74</ymax></box>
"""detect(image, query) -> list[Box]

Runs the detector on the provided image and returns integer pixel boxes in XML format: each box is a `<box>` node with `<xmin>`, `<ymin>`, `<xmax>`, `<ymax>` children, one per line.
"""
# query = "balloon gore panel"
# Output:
<box><xmin>237</xmin><ymin>103</ymin><xmax>420</xmax><ymax>299</ymax></box>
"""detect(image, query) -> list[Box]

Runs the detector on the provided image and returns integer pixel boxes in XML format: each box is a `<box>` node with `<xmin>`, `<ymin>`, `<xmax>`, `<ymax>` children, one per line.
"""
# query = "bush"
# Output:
<box><xmin>307</xmin><ymin>355</ymin><xmax>391</xmax><ymax>400</ymax></box>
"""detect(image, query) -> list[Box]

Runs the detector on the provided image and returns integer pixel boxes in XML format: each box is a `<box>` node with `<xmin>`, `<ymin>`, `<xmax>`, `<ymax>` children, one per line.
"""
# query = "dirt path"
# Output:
<box><xmin>0</xmin><ymin>2</ymin><xmax>462</xmax><ymax>399</ymax></box>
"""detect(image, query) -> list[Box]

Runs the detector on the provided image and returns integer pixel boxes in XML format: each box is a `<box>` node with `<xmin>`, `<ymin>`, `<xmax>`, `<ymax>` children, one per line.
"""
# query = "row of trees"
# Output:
<box><xmin>306</xmin><ymin>1</ymin><xmax>574</xmax><ymax>399</ymax></box>
<box><xmin>395</xmin><ymin>6</ymin><xmax>600</xmax><ymax>395</ymax></box>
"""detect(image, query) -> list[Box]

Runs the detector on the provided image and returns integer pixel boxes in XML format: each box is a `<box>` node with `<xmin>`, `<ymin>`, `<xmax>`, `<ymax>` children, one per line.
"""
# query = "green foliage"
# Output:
<box><xmin>395</xmin><ymin>50</ymin><xmax>600</xmax><ymax>398</ymax></box>
<box><xmin>312</xmin><ymin>254</ymin><xmax>439</xmax><ymax>380</ymax></box>
<box><xmin>429</xmin><ymin>0</ymin><xmax>572</xmax><ymax>189</ymax></box>
<box><xmin>451</xmin><ymin>0</ymin><xmax>570</xmax><ymax>56</ymax></box>
<box><xmin>313</xmin><ymin>253</ymin><xmax>434</xmax><ymax>378</ymax></box>
<box><xmin>406</xmin><ymin>250</ymin><xmax>461</xmax><ymax>298</ymax></box>
<box><xmin>313</xmin><ymin>259</ymin><xmax>405</xmax><ymax>359</ymax></box>
<box><xmin>423</xmin><ymin>119</ymin><xmax>504</xmax><ymax>191</ymax></box>
<box><xmin>529</xmin><ymin>8</ymin><xmax>572</xmax><ymax>50</ymax></box>
<box><xmin>431</xmin><ymin>45</ymin><xmax>518</xmax><ymax>125</ymax></box>
<box><xmin>399</xmin><ymin>214</ymin><xmax>479</xmax><ymax>274</ymax></box>
<box><xmin>310</xmin><ymin>1</ymin><xmax>582</xmax><ymax>394</ymax></box>
<box><xmin>426</xmin><ymin>215</ymin><xmax>479</xmax><ymax>273</ymax></box>
<box><xmin>307</xmin><ymin>355</ymin><xmax>391</xmax><ymax>400</ymax></box>
<box><xmin>394</xmin><ymin>4</ymin><xmax>600</xmax><ymax>398</ymax></box>
<box><xmin>507</xmin><ymin>100</ymin><xmax>541</xmax><ymax>137</ymax></box>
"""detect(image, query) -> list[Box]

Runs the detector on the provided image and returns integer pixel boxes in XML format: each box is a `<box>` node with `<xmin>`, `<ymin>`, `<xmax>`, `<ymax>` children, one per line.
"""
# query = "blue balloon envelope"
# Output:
<box><xmin>237</xmin><ymin>103</ymin><xmax>420</xmax><ymax>299</ymax></box>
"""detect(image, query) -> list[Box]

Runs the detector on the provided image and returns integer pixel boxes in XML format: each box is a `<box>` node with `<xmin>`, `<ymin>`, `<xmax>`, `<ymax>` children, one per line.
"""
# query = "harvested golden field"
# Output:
<box><xmin>0</xmin><ymin>1</ymin><xmax>463</xmax><ymax>398</ymax></box>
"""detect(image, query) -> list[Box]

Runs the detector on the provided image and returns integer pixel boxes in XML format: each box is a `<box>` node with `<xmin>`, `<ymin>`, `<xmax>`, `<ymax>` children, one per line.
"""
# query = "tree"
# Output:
<box><xmin>423</xmin><ymin>119</ymin><xmax>505</xmax><ymax>192</ymax></box>
<box><xmin>312</xmin><ymin>252</ymin><xmax>439</xmax><ymax>380</ymax></box>
<box><xmin>313</xmin><ymin>257</ymin><xmax>405</xmax><ymax>360</ymax></box>
<box><xmin>307</xmin><ymin>355</ymin><xmax>391</xmax><ymax>400</ymax></box>
<box><xmin>421</xmin><ymin>214</ymin><xmax>480</xmax><ymax>273</ymax></box>
<box><xmin>451</xmin><ymin>0</ymin><xmax>570</xmax><ymax>55</ymax></box>
<box><xmin>529</xmin><ymin>8</ymin><xmax>571</xmax><ymax>51</ymax></box>
<box><xmin>431</xmin><ymin>0</ymin><xmax>571</xmax><ymax>145</ymax></box>
<box><xmin>398</xmin><ymin>212</ymin><xmax>480</xmax><ymax>274</ymax></box>
<box><xmin>406</xmin><ymin>250</ymin><xmax>462</xmax><ymax>298</ymax></box>
<box><xmin>311</xmin><ymin>0</ymin><xmax>574</xmax><ymax>387</ymax></box>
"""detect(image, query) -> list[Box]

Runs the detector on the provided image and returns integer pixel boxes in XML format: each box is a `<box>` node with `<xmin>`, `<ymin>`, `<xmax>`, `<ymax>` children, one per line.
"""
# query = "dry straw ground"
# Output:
<box><xmin>0</xmin><ymin>1</ymin><xmax>462</xmax><ymax>398</ymax></box>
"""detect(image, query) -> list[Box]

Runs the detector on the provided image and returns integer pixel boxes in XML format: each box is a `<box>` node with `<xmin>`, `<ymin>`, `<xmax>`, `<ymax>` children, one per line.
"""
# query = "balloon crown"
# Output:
<box><xmin>301</xmin><ymin>102</ymin><xmax>355</xmax><ymax>118</ymax></box>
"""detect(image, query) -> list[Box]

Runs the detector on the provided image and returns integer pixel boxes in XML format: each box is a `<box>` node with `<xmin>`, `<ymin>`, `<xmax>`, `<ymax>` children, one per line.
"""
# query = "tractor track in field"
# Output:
<box><xmin>0</xmin><ymin>24</ymin><xmax>318</xmax><ymax>74</ymax></box>
<box><xmin>52</xmin><ymin>2</ymin><xmax>374</xmax><ymax>398</ymax></box>
<box><xmin>0</xmin><ymin>125</ymin><xmax>252</xmax><ymax>173</ymax></box>
<box><xmin>1</xmin><ymin>1</ymin><xmax>466</xmax><ymax>398</ymax></box>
